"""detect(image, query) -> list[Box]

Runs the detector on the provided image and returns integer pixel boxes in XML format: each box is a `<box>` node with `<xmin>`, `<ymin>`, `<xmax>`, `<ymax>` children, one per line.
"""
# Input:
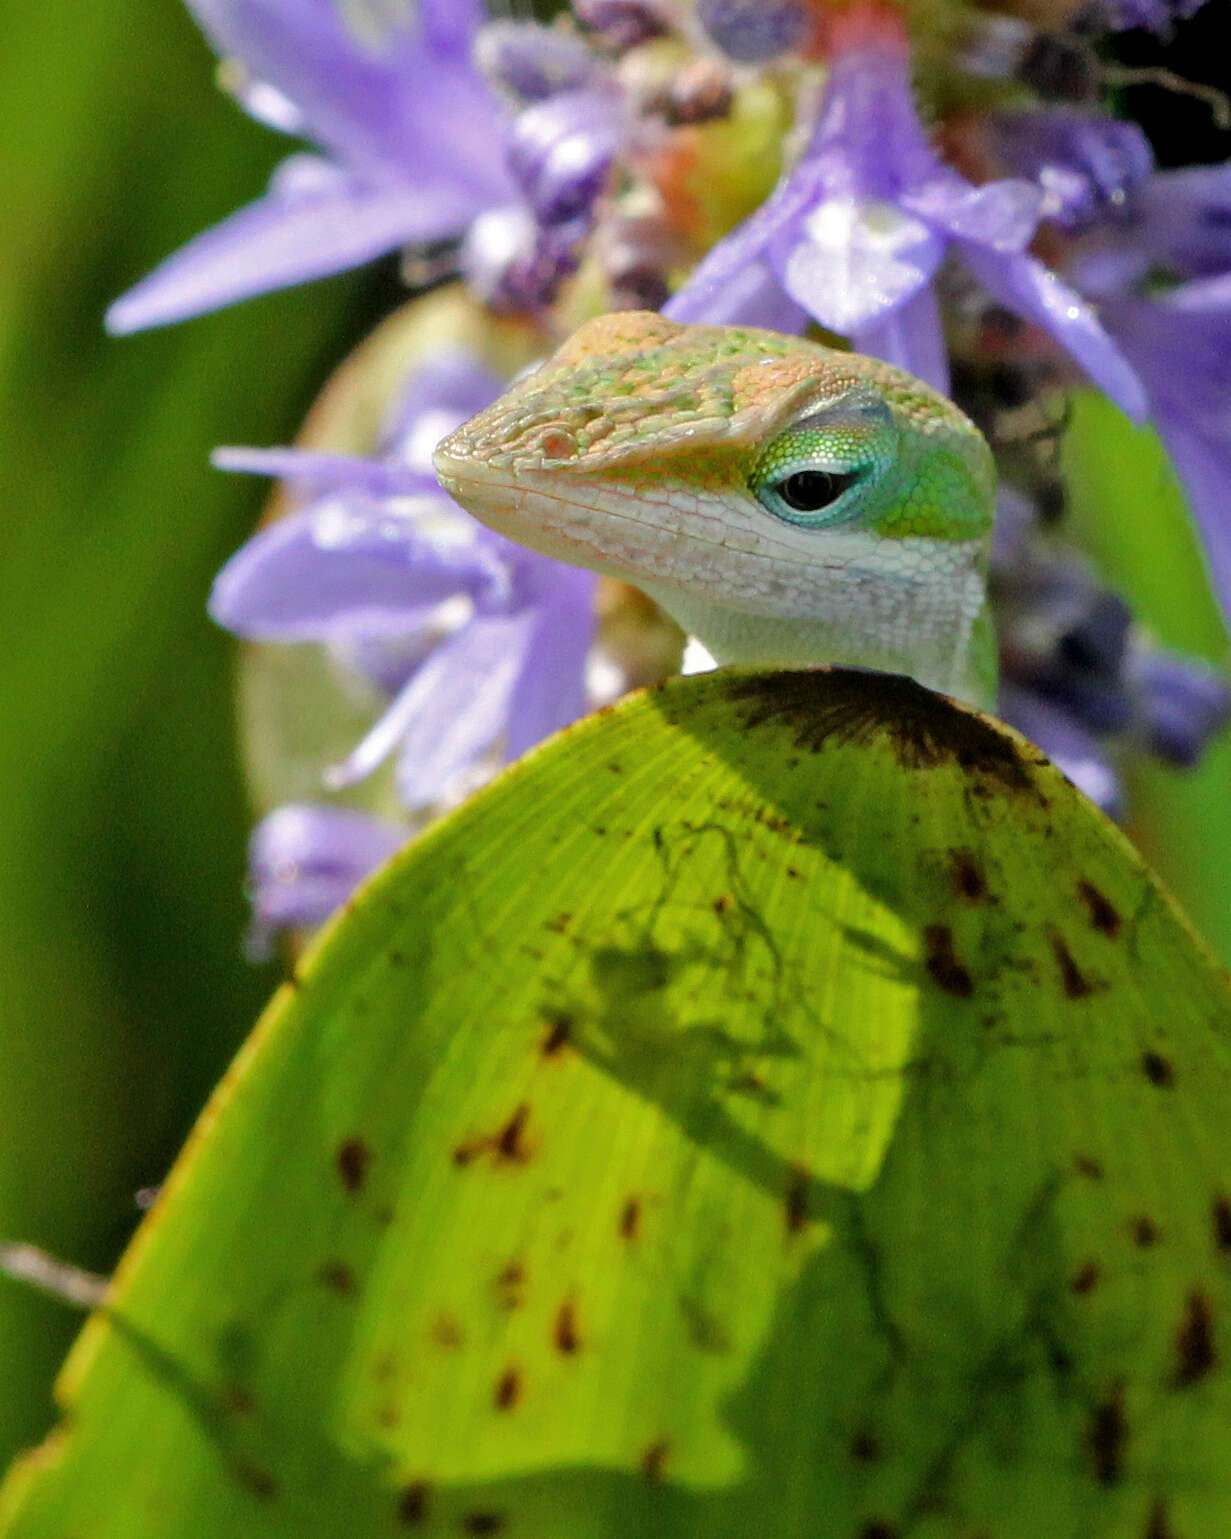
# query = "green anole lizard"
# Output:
<box><xmin>434</xmin><ymin>311</ymin><xmax>997</xmax><ymax>707</ymax></box>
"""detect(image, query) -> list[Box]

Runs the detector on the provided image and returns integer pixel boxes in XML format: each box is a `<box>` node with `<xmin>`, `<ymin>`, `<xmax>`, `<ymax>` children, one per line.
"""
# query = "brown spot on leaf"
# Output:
<box><xmin>851</xmin><ymin>1431</ymin><xmax>880</xmax><ymax>1463</ymax></box>
<box><xmin>496</xmin><ymin>1104</ymin><xmax>531</xmax><ymax>1161</ymax></box>
<box><xmin>1077</xmin><ymin>880</ymin><xmax>1121</xmax><ymax>937</ymax></box>
<box><xmin>785</xmin><ymin>1164</ymin><xmax>811</xmax><ymax>1235</ymax></box>
<box><xmin>1049</xmin><ymin>931</ymin><xmax>1095</xmax><ymax>998</ymax></box>
<box><xmin>494</xmin><ymin>1262</ymin><xmax>526</xmax><ymax>1310</ymax></box>
<box><xmin>724</xmin><ymin>670</ymin><xmax>1040</xmax><ymax>799</ymax></box>
<box><xmin>858</xmin><ymin>1524</ymin><xmax>898</xmax><ymax>1539</ymax></box>
<box><xmin>454</xmin><ymin>1104</ymin><xmax>533</xmax><ymax>1167</ymax></box>
<box><xmin>950</xmin><ymin>850</ymin><xmax>988</xmax><ymax>902</ymax></box>
<box><xmin>545</xmin><ymin>912</ymin><xmax>572</xmax><ymax>933</ymax></box>
<box><xmin>1214</xmin><ymin>1196</ymin><xmax>1231</xmax><ymax>1253</ymax></box>
<box><xmin>1132</xmin><ymin>1216</ymin><xmax>1160</xmax><ymax>1248</ymax></box>
<box><xmin>1088</xmin><ymin>1385</ymin><xmax>1127</xmax><ymax>1485</ymax></box>
<box><xmin>540</xmin><ymin>1010</ymin><xmax>572</xmax><ymax>1056</ymax></box>
<box><xmin>1145</xmin><ymin>1499</ymin><xmax>1174</xmax><ymax>1539</ymax></box>
<box><xmin>554</xmin><ymin>1300</ymin><xmax>581</xmax><ymax>1355</ymax></box>
<box><xmin>220</xmin><ymin>1384</ymin><xmax>257</xmax><ymax>1417</ymax></box>
<box><xmin>232</xmin><ymin>1461</ymin><xmax>278</xmax><ymax>1501</ymax></box>
<box><xmin>620</xmin><ymin>1198</ymin><xmax>641</xmax><ymax>1241</ymax></box>
<box><xmin>713</xmin><ymin>893</ymin><xmax>734</xmax><ymax>916</ymax></box>
<box><xmin>923</xmin><ymin>925</ymin><xmax>974</xmax><ymax>998</ymax></box>
<box><xmin>431</xmin><ymin>1314</ymin><xmax>464</xmax><ymax>1349</ymax></box>
<box><xmin>398</xmin><ymin>1483</ymin><xmax>431</xmax><ymax>1525</ymax></box>
<box><xmin>1071</xmin><ymin>1261</ymin><xmax>1101</xmax><ymax>1295</ymax></box>
<box><xmin>641</xmin><ymin>1439</ymin><xmax>670</xmax><ymax>1483</ymax></box>
<box><xmin>336</xmin><ymin>1138</ymin><xmax>371</xmax><ymax>1194</ymax></box>
<box><xmin>317</xmin><ymin>1261</ymin><xmax>356</xmax><ymax>1296</ymax></box>
<box><xmin>1142</xmin><ymin>1051</ymin><xmax>1174</xmax><ymax>1088</ymax></box>
<box><xmin>1174</xmin><ymin>1291</ymin><xmax>1215</xmax><ymax>1387</ymax></box>
<box><xmin>494</xmin><ymin>1366</ymin><xmax>521</xmax><ymax>1410</ymax></box>
<box><xmin>1074</xmin><ymin>1153</ymin><xmax>1104</xmax><ymax>1180</ymax></box>
<box><xmin>462</xmin><ymin>1514</ymin><xmax>506</xmax><ymax>1535</ymax></box>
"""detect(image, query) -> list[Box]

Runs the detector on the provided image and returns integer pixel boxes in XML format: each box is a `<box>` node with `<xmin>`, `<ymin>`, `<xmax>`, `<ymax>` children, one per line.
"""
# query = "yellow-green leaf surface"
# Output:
<box><xmin>5</xmin><ymin>670</ymin><xmax>1231</xmax><ymax>1539</ymax></box>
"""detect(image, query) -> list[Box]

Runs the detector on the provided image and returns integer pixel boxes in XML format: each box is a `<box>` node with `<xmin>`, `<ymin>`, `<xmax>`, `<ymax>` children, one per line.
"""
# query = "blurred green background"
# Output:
<box><xmin>0</xmin><ymin>0</ymin><xmax>1227</xmax><ymax>1479</ymax></box>
<box><xmin>0</xmin><ymin>1</ymin><xmax>385</xmax><ymax>1465</ymax></box>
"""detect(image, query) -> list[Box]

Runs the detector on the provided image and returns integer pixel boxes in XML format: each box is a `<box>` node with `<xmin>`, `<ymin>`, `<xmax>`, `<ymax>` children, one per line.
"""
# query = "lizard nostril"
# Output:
<box><xmin>538</xmin><ymin>428</ymin><xmax>577</xmax><ymax>459</ymax></box>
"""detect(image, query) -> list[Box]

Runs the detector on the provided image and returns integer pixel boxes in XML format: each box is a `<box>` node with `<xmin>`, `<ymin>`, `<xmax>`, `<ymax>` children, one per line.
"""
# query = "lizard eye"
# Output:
<box><xmin>774</xmin><ymin>469</ymin><xmax>860</xmax><ymax>513</ymax></box>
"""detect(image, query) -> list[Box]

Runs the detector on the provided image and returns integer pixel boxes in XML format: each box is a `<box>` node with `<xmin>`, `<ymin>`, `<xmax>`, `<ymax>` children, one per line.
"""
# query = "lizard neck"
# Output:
<box><xmin>638</xmin><ymin>542</ymin><xmax>996</xmax><ymax>709</ymax></box>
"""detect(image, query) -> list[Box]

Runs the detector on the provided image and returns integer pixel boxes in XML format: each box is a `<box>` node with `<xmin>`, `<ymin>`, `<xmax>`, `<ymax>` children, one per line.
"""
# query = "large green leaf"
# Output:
<box><xmin>5</xmin><ymin>669</ymin><xmax>1231</xmax><ymax>1538</ymax></box>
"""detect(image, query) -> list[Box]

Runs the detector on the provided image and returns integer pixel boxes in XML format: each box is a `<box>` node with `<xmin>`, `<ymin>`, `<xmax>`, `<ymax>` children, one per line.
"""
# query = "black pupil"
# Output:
<box><xmin>777</xmin><ymin>469</ymin><xmax>857</xmax><ymax>513</ymax></box>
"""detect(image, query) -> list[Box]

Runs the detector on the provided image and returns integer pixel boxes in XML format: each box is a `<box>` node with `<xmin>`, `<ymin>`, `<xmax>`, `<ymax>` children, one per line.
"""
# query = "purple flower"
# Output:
<box><xmin>1099</xmin><ymin>274</ymin><xmax>1231</xmax><ymax>621</ymax></box>
<box><xmin>1098</xmin><ymin>0</ymin><xmax>1207</xmax><ymax>31</ymax></box>
<box><xmin>210</xmin><ymin>346</ymin><xmax>597</xmax><ymax>809</ymax></box>
<box><xmin>106</xmin><ymin>3</ymin><xmax>624</xmax><ymax>330</ymax></box>
<box><xmin>664</xmin><ymin>3</ymin><xmax>1146</xmax><ymax>418</ymax></box>
<box><xmin>989</xmin><ymin>110</ymin><xmax>1154</xmax><ymax>231</ymax></box>
<box><xmin>107</xmin><ymin>0</ymin><xmax>511</xmax><ymax>331</ymax></box>
<box><xmin>1069</xmin><ymin>158</ymin><xmax>1231</xmax><ymax>296</ymax></box>
<box><xmin>247</xmin><ymin>803</ymin><xmax>408</xmax><ymax>956</ymax></box>
<box><xmin>696</xmin><ymin>0</ymin><xmax>808</xmax><ymax>63</ymax></box>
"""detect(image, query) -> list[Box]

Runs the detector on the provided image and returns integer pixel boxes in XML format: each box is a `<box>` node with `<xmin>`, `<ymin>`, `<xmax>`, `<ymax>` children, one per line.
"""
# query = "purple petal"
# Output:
<box><xmin>664</xmin><ymin>255</ymin><xmax>807</xmax><ymax>329</ymax></box>
<box><xmin>853</xmin><ymin>283</ymin><xmax>950</xmax><ymax>395</ymax></box>
<box><xmin>106</xmin><ymin>156</ymin><xmax>483</xmax><ymax>333</ymax></box>
<box><xmin>248</xmin><ymin>802</ymin><xmax>407</xmax><ymax>948</ymax></box>
<box><xmin>213</xmin><ymin>445</ymin><xmax>434</xmax><ymax>496</ymax></box>
<box><xmin>503</xmin><ymin>565</ymin><xmax>596</xmax><ymax>760</ymax></box>
<box><xmin>209</xmin><ymin>495</ymin><xmax>508</xmax><ymax>640</ymax></box>
<box><xmin>662</xmin><ymin>166</ymin><xmax>822</xmax><ymax>323</ymax></box>
<box><xmin>958</xmin><ymin>243</ymin><xmax>1148</xmax><ymax>421</ymax></box>
<box><xmin>508</xmin><ymin>87</ymin><xmax>624</xmax><ymax>225</ymax></box>
<box><xmin>773</xmin><ymin>196</ymin><xmax>944</xmax><ymax>333</ymax></box>
<box><xmin>184</xmin><ymin>0</ymin><xmax>499</xmax><ymax>177</ymax></box>
<box><xmin>326</xmin><ymin>609</ymin><xmax>540</xmax><ymax>802</ymax></box>
<box><xmin>900</xmin><ymin>174</ymin><xmax>1042</xmax><ymax>251</ymax></box>
<box><xmin>998</xmin><ymin>685</ymin><xmax>1124</xmax><ymax>817</ymax></box>
<box><xmin>394</xmin><ymin>609</ymin><xmax>542</xmax><ymax>805</ymax></box>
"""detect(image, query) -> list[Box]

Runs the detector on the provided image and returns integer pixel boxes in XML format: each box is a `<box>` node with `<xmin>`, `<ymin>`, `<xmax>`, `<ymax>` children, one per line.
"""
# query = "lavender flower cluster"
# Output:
<box><xmin>109</xmin><ymin>0</ymin><xmax>1230</xmax><ymax>944</ymax></box>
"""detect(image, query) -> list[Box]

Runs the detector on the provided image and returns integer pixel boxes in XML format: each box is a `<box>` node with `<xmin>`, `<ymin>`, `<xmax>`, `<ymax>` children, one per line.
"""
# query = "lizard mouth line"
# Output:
<box><xmin>434</xmin><ymin>456</ymin><xmax>903</xmax><ymax>587</ymax></box>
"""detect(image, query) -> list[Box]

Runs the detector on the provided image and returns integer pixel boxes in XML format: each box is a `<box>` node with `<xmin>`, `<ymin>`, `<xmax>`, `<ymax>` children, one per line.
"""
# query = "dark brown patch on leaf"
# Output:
<box><xmin>545</xmin><ymin>912</ymin><xmax>572</xmax><ymax>933</ymax></box>
<box><xmin>1049</xmin><ymin>931</ymin><xmax>1095</xmax><ymax>998</ymax></box>
<box><xmin>398</xmin><ymin>1482</ymin><xmax>431</xmax><ymax>1525</ymax></box>
<box><xmin>1074</xmin><ymin>1154</ymin><xmax>1104</xmax><ymax>1181</ymax></box>
<box><xmin>220</xmin><ymin>1384</ymin><xmax>257</xmax><ymax>1417</ymax></box>
<box><xmin>317</xmin><ymin>1260</ymin><xmax>356</xmax><ymax>1296</ymax></box>
<box><xmin>388</xmin><ymin>949</ymin><xmax>407</xmax><ymax>967</ymax></box>
<box><xmin>462</xmin><ymin>1514</ymin><xmax>506</xmax><ymax>1535</ymax></box>
<box><xmin>554</xmin><ymin>1299</ymin><xmax>581</xmax><ymax>1354</ymax></box>
<box><xmin>232</xmin><ymin>1461</ymin><xmax>278</xmax><ymax>1501</ymax></box>
<box><xmin>785</xmin><ymin>1164</ymin><xmax>811</xmax><ymax>1235</ymax></box>
<box><xmin>1071</xmin><ymin>1261</ymin><xmax>1101</xmax><ymax>1295</ymax></box>
<box><xmin>336</xmin><ymin>1138</ymin><xmax>371</xmax><ymax>1194</ymax></box>
<box><xmin>923</xmin><ymin>925</ymin><xmax>974</xmax><ymax>998</ymax></box>
<box><xmin>1174</xmin><ymin>1291</ymin><xmax>1215</xmax><ymax>1387</ymax></box>
<box><xmin>1214</xmin><ymin>1196</ymin><xmax>1231</xmax><ymax>1253</ymax></box>
<box><xmin>494</xmin><ymin>1262</ymin><xmax>526</xmax><ymax>1310</ymax></box>
<box><xmin>641</xmin><ymin>1439</ymin><xmax>670</xmax><ymax>1484</ymax></box>
<box><xmin>620</xmin><ymin>1197</ymin><xmax>641</xmax><ymax>1241</ymax></box>
<box><xmin>1132</xmin><ymin>1216</ymin><xmax>1160</xmax><ymax>1248</ymax></box>
<box><xmin>432</xmin><ymin>1314</ymin><xmax>464</xmax><ymax>1349</ymax></box>
<box><xmin>540</xmin><ymin>1009</ymin><xmax>573</xmax><ymax>1056</ymax></box>
<box><xmin>851</xmin><ymin>1431</ymin><xmax>880</xmax><ymax>1463</ymax></box>
<box><xmin>1077</xmin><ymin>880</ymin><xmax>1121</xmax><ymax>937</ymax></box>
<box><xmin>1142</xmin><ymin>1051</ymin><xmax>1174</xmax><ymax>1088</ymax></box>
<box><xmin>454</xmin><ymin>1104</ymin><xmax>533</xmax><ymax>1167</ymax></box>
<box><xmin>724</xmin><ymin>670</ymin><xmax>1039</xmax><ymax>798</ymax></box>
<box><xmin>494</xmin><ymin>1366</ymin><xmax>521</xmax><ymax>1410</ymax></box>
<box><xmin>1088</xmin><ymin>1385</ymin><xmax>1127</xmax><ymax>1485</ymax></box>
<box><xmin>713</xmin><ymin>893</ymin><xmax>734</xmax><ymax>916</ymax></box>
<box><xmin>1145</xmin><ymin>1499</ymin><xmax>1174</xmax><ymax>1539</ymax></box>
<box><xmin>950</xmin><ymin>850</ymin><xmax>988</xmax><ymax>902</ymax></box>
<box><xmin>858</xmin><ymin>1523</ymin><xmax>898</xmax><ymax>1539</ymax></box>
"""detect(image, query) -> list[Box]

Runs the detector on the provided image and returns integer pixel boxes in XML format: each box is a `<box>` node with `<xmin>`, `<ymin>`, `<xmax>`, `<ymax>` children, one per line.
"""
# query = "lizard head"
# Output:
<box><xmin>434</xmin><ymin>312</ymin><xmax>997</xmax><ymax>702</ymax></box>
